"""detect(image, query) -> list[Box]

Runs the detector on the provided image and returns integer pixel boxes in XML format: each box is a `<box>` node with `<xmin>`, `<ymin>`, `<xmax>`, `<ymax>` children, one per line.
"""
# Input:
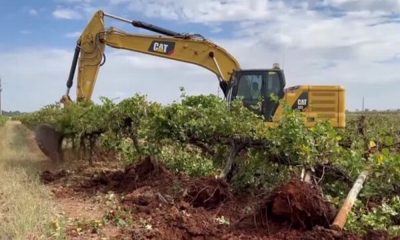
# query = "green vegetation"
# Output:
<box><xmin>0</xmin><ymin>115</ymin><xmax>8</xmax><ymax>126</ymax></box>
<box><xmin>18</xmin><ymin>94</ymin><xmax>400</xmax><ymax>235</ymax></box>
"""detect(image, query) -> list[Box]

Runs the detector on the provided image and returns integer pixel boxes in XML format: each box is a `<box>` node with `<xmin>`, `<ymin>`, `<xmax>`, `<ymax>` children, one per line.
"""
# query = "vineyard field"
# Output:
<box><xmin>14</xmin><ymin>95</ymin><xmax>400</xmax><ymax>239</ymax></box>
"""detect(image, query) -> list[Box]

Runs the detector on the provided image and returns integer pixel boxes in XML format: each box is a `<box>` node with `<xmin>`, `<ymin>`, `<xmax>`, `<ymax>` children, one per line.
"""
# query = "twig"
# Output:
<box><xmin>190</xmin><ymin>186</ymin><xmax>209</xmax><ymax>205</ymax></box>
<box><xmin>317</xmin><ymin>165</ymin><xmax>326</xmax><ymax>185</ymax></box>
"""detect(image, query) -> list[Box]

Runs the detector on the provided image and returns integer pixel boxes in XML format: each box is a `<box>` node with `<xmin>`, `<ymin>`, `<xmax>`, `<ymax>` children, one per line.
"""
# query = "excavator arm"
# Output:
<box><xmin>64</xmin><ymin>10</ymin><xmax>241</xmax><ymax>103</ymax></box>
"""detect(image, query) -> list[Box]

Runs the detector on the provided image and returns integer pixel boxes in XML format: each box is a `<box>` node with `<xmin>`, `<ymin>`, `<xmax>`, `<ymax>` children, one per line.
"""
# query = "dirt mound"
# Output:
<box><xmin>119</xmin><ymin>156</ymin><xmax>167</xmax><ymax>191</ymax></box>
<box><xmin>122</xmin><ymin>186</ymin><xmax>175</xmax><ymax>214</ymax></box>
<box><xmin>119</xmin><ymin>183</ymin><xmax>222</xmax><ymax>239</ymax></box>
<box><xmin>123</xmin><ymin>186</ymin><xmax>159</xmax><ymax>207</ymax></box>
<box><xmin>40</xmin><ymin>170</ymin><xmax>68</xmax><ymax>183</ymax></box>
<box><xmin>184</xmin><ymin>177</ymin><xmax>231</xmax><ymax>209</ymax></box>
<box><xmin>83</xmin><ymin>156</ymin><xmax>170</xmax><ymax>192</ymax></box>
<box><xmin>158</xmin><ymin>204</ymin><xmax>221</xmax><ymax>239</ymax></box>
<box><xmin>123</xmin><ymin>197</ymin><xmax>223</xmax><ymax>239</ymax></box>
<box><xmin>302</xmin><ymin>227</ymin><xmax>360</xmax><ymax>240</ymax></box>
<box><xmin>364</xmin><ymin>230</ymin><xmax>390</xmax><ymax>240</ymax></box>
<box><xmin>238</xmin><ymin>179</ymin><xmax>336</xmax><ymax>231</ymax></box>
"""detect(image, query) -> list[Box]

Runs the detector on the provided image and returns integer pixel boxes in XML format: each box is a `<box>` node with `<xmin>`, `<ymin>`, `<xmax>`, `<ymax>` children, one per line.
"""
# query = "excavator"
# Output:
<box><xmin>34</xmin><ymin>10</ymin><xmax>346</xmax><ymax>162</ymax></box>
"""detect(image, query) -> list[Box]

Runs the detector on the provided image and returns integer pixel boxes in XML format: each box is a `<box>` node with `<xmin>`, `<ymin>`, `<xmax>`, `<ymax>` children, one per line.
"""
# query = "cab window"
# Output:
<box><xmin>232</xmin><ymin>70</ymin><xmax>285</xmax><ymax>120</ymax></box>
<box><xmin>236</xmin><ymin>73</ymin><xmax>263</xmax><ymax>103</ymax></box>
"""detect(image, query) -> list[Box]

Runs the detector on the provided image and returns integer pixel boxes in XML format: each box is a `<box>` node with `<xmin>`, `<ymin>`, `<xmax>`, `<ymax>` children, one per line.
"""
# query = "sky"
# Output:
<box><xmin>1</xmin><ymin>0</ymin><xmax>400</xmax><ymax>112</ymax></box>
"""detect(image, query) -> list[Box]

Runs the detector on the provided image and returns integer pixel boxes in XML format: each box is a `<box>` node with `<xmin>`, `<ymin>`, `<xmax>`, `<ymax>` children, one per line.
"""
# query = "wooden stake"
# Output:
<box><xmin>331</xmin><ymin>169</ymin><xmax>369</xmax><ymax>230</ymax></box>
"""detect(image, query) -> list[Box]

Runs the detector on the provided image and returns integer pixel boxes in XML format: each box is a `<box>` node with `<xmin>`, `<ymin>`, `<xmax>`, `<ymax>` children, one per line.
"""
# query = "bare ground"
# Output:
<box><xmin>39</xmin><ymin>156</ymin><xmax>361</xmax><ymax>239</ymax></box>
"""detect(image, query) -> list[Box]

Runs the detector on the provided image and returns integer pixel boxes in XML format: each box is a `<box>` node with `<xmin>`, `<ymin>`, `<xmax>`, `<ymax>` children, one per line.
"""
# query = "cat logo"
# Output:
<box><xmin>298</xmin><ymin>99</ymin><xmax>307</xmax><ymax>106</ymax></box>
<box><xmin>292</xmin><ymin>92</ymin><xmax>309</xmax><ymax>111</ymax></box>
<box><xmin>148</xmin><ymin>41</ymin><xmax>175</xmax><ymax>55</ymax></box>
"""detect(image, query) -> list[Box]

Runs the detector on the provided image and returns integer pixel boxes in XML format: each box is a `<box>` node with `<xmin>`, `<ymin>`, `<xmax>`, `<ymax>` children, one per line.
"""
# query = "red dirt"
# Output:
<box><xmin>40</xmin><ymin>169</ymin><xmax>68</xmax><ymax>183</ymax></box>
<box><xmin>364</xmin><ymin>230</ymin><xmax>390</xmax><ymax>240</ymax></box>
<box><xmin>40</xmin><ymin>157</ymin><xmax>389</xmax><ymax>239</ymax></box>
<box><xmin>81</xmin><ymin>156</ymin><xmax>173</xmax><ymax>193</ymax></box>
<box><xmin>237</xmin><ymin>178</ymin><xmax>336</xmax><ymax>230</ymax></box>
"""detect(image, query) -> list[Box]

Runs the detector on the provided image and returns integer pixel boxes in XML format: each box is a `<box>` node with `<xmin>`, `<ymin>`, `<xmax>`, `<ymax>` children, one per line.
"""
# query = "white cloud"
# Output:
<box><xmin>28</xmin><ymin>9</ymin><xmax>38</xmax><ymax>16</ymax></box>
<box><xmin>115</xmin><ymin>0</ymin><xmax>400</xmax><ymax>24</ymax></box>
<box><xmin>89</xmin><ymin>49</ymin><xmax>219</xmax><ymax>105</ymax></box>
<box><xmin>217</xmin><ymin>35</ymin><xmax>400</xmax><ymax>110</ymax></box>
<box><xmin>238</xmin><ymin>8</ymin><xmax>397</xmax><ymax>52</ymax></box>
<box><xmin>0</xmin><ymin>49</ymin><xmax>73</xmax><ymax>111</ymax></box>
<box><xmin>51</xmin><ymin>0</ymin><xmax>103</xmax><ymax>20</ymax></box>
<box><xmin>210</xmin><ymin>26</ymin><xmax>223</xmax><ymax>33</ymax></box>
<box><xmin>125</xmin><ymin>0</ymin><xmax>272</xmax><ymax>22</ymax></box>
<box><xmin>65</xmin><ymin>31</ymin><xmax>81</xmax><ymax>38</ymax></box>
<box><xmin>322</xmin><ymin>0</ymin><xmax>400</xmax><ymax>12</ymax></box>
<box><xmin>53</xmin><ymin>8</ymin><xmax>82</xmax><ymax>19</ymax></box>
<box><xmin>108</xmin><ymin>0</ymin><xmax>130</xmax><ymax>4</ymax></box>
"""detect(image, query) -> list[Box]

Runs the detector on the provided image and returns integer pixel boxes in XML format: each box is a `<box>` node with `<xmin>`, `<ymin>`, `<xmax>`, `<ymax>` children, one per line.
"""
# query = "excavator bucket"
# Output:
<box><xmin>34</xmin><ymin>124</ymin><xmax>64</xmax><ymax>162</ymax></box>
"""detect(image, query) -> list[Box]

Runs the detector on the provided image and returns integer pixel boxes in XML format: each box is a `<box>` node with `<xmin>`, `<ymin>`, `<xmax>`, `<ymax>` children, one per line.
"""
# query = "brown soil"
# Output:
<box><xmin>363</xmin><ymin>230</ymin><xmax>390</xmax><ymax>240</ymax></box>
<box><xmin>237</xmin><ymin>178</ymin><xmax>336</xmax><ymax>231</ymax></box>
<box><xmin>40</xmin><ymin>169</ymin><xmax>68</xmax><ymax>183</ymax></box>
<box><xmin>39</xmin><ymin>157</ymin><xmax>366</xmax><ymax>239</ymax></box>
<box><xmin>81</xmin><ymin>156</ymin><xmax>172</xmax><ymax>192</ymax></box>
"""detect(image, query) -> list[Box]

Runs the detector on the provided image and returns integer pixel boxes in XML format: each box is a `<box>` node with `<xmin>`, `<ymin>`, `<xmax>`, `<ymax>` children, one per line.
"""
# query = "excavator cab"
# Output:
<box><xmin>229</xmin><ymin>67</ymin><xmax>286</xmax><ymax>121</ymax></box>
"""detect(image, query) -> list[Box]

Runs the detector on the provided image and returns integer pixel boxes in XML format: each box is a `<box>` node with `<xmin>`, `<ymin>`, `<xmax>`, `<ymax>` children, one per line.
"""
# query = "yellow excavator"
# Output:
<box><xmin>35</xmin><ymin>10</ymin><xmax>346</xmax><ymax>161</ymax></box>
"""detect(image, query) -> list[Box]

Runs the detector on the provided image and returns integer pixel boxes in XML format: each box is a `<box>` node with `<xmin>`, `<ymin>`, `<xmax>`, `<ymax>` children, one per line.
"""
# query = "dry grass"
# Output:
<box><xmin>0</xmin><ymin>121</ymin><xmax>64</xmax><ymax>239</ymax></box>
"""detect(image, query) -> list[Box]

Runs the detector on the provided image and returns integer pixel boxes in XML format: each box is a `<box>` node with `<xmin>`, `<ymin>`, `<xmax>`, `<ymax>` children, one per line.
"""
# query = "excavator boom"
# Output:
<box><xmin>66</xmin><ymin>10</ymin><xmax>240</xmax><ymax>102</ymax></box>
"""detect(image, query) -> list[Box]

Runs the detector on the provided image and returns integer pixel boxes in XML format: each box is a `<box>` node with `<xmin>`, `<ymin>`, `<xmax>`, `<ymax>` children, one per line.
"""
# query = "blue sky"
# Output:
<box><xmin>0</xmin><ymin>1</ymin><xmax>230</xmax><ymax>50</ymax></box>
<box><xmin>1</xmin><ymin>0</ymin><xmax>400</xmax><ymax>111</ymax></box>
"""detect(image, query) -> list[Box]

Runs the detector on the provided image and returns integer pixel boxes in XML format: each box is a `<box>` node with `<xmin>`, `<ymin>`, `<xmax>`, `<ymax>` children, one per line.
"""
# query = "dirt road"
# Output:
<box><xmin>0</xmin><ymin>121</ymin><xmax>122</xmax><ymax>239</ymax></box>
<box><xmin>0</xmin><ymin>121</ymin><xmax>57</xmax><ymax>239</ymax></box>
<box><xmin>0</xmin><ymin>120</ymin><xmax>45</xmax><ymax>158</ymax></box>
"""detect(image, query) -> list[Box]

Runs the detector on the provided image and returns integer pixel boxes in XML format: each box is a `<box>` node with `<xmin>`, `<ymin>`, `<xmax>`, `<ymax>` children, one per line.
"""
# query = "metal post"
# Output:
<box><xmin>362</xmin><ymin>96</ymin><xmax>364</xmax><ymax>112</ymax></box>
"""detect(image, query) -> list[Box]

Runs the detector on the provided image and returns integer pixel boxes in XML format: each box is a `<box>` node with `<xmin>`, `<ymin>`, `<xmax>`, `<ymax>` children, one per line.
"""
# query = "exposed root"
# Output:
<box><xmin>184</xmin><ymin>177</ymin><xmax>231</xmax><ymax>209</ymax></box>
